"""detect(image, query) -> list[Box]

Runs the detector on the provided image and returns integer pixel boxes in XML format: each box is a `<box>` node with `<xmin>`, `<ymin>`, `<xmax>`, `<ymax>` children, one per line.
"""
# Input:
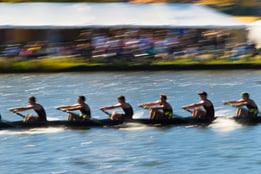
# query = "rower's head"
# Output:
<box><xmin>198</xmin><ymin>91</ymin><xmax>207</xmax><ymax>99</ymax></box>
<box><xmin>78</xmin><ymin>96</ymin><xmax>86</xmax><ymax>103</ymax></box>
<box><xmin>118</xmin><ymin>96</ymin><xmax>125</xmax><ymax>103</ymax></box>
<box><xmin>241</xmin><ymin>92</ymin><xmax>249</xmax><ymax>99</ymax></box>
<box><xmin>28</xmin><ymin>96</ymin><xmax>36</xmax><ymax>105</ymax></box>
<box><xmin>160</xmin><ymin>94</ymin><xmax>167</xmax><ymax>102</ymax></box>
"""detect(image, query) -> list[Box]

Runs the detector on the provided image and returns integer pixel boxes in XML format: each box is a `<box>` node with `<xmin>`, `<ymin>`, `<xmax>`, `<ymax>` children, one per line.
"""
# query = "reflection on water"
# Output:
<box><xmin>132</xmin><ymin>110</ymin><xmax>146</xmax><ymax>119</ymax></box>
<box><xmin>0</xmin><ymin>127</ymin><xmax>65</xmax><ymax>135</ymax></box>
<box><xmin>118</xmin><ymin>123</ymin><xmax>151</xmax><ymax>131</ymax></box>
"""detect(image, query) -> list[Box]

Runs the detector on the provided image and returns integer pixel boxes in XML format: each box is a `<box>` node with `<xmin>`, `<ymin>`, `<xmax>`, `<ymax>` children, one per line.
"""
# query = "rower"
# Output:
<box><xmin>138</xmin><ymin>94</ymin><xmax>173</xmax><ymax>120</ymax></box>
<box><xmin>223</xmin><ymin>92</ymin><xmax>258</xmax><ymax>118</ymax></box>
<box><xmin>56</xmin><ymin>95</ymin><xmax>91</xmax><ymax>121</ymax></box>
<box><xmin>9</xmin><ymin>96</ymin><xmax>47</xmax><ymax>122</ymax></box>
<box><xmin>182</xmin><ymin>91</ymin><xmax>215</xmax><ymax>118</ymax></box>
<box><xmin>100</xmin><ymin>95</ymin><xmax>133</xmax><ymax>120</ymax></box>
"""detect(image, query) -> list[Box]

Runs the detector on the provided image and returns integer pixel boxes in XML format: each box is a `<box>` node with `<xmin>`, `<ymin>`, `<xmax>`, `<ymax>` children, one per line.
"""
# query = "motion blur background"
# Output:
<box><xmin>0</xmin><ymin>0</ymin><xmax>260</xmax><ymax>63</ymax></box>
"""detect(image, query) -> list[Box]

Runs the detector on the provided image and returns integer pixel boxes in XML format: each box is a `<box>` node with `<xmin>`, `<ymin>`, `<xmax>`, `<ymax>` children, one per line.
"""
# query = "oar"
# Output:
<box><xmin>9</xmin><ymin>109</ymin><xmax>25</xmax><ymax>118</ymax></box>
<box><xmin>14</xmin><ymin>112</ymin><xmax>26</xmax><ymax>118</ymax></box>
<box><xmin>183</xmin><ymin>109</ymin><xmax>193</xmax><ymax>113</ymax></box>
<box><xmin>100</xmin><ymin>109</ymin><xmax>111</xmax><ymax>118</ymax></box>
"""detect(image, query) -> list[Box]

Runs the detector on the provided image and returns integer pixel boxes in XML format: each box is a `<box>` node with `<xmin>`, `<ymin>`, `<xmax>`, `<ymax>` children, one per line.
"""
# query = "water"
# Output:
<box><xmin>1</xmin><ymin>70</ymin><xmax>261</xmax><ymax>173</ymax></box>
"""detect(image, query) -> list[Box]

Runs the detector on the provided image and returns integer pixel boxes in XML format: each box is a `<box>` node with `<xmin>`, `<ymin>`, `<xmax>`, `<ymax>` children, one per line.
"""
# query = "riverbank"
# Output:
<box><xmin>1</xmin><ymin>56</ymin><xmax>261</xmax><ymax>73</ymax></box>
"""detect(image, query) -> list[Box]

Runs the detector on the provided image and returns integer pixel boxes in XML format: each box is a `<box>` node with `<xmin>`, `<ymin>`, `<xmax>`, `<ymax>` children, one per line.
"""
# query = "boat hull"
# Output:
<box><xmin>233</xmin><ymin>116</ymin><xmax>261</xmax><ymax>125</ymax></box>
<box><xmin>0</xmin><ymin>117</ymin><xmax>215</xmax><ymax>129</ymax></box>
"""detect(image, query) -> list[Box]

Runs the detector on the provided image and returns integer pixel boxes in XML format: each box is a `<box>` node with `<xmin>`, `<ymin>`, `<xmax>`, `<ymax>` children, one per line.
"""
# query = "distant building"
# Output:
<box><xmin>248</xmin><ymin>20</ymin><xmax>261</xmax><ymax>48</ymax></box>
<box><xmin>0</xmin><ymin>3</ymin><xmax>246</xmax><ymax>44</ymax></box>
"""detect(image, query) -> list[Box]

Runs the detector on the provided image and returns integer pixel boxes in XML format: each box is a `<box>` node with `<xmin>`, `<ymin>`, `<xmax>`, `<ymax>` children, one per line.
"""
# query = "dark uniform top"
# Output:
<box><xmin>203</xmin><ymin>99</ymin><xmax>215</xmax><ymax>118</ymax></box>
<box><xmin>34</xmin><ymin>104</ymin><xmax>47</xmax><ymax>121</ymax></box>
<box><xmin>79</xmin><ymin>106</ymin><xmax>91</xmax><ymax>119</ymax></box>
<box><xmin>246</xmin><ymin>104</ymin><xmax>258</xmax><ymax>117</ymax></box>
<box><xmin>161</xmin><ymin>102</ymin><xmax>173</xmax><ymax>119</ymax></box>
<box><xmin>122</xmin><ymin>103</ymin><xmax>133</xmax><ymax>120</ymax></box>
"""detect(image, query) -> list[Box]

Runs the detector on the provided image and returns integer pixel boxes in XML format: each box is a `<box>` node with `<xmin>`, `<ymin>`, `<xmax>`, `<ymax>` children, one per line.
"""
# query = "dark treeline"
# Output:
<box><xmin>0</xmin><ymin>0</ymin><xmax>132</xmax><ymax>1</ymax></box>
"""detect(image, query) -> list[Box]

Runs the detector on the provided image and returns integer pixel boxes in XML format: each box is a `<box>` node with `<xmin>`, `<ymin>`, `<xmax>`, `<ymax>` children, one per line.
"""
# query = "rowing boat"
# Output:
<box><xmin>233</xmin><ymin>116</ymin><xmax>261</xmax><ymax>125</ymax></box>
<box><xmin>0</xmin><ymin>117</ymin><xmax>216</xmax><ymax>129</ymax></box>
<box><xmin>1</xmin><ymin>116</ymin><xmax>260</xmax><ymax>130</ymax></box>
<box><xmin>0</xmin><ymin>119</ymin><xmax>121</xmax><ymax>129</ymax></box>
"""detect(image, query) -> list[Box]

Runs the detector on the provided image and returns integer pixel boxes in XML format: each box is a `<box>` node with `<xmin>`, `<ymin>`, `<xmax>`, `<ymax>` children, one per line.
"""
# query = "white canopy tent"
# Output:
<box><xmin>248</xmin><ymin>20</ymin><xmax>261</xmax><ymax>48</ymax></box>
<box><xmin>0</xmin><ymin>2</ymin><xmax>246</xmax><ymax>29</ymax></box>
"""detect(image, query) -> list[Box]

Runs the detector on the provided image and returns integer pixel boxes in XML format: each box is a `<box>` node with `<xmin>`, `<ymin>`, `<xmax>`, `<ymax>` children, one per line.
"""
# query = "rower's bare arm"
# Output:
<box><xmin>182</xmin><ymin>104</ymin><xmax>193</xmax><ymax>110</ymax></box>
<box><xmin>101</xmin><ymin>103</ymin><xmax>121</xmax><ymax>110</ymax></box>
<box><xmin>10</xmin><ymin>105</ymin><xmax>33</xmax><ymax>112</ymax></box>
<box><xmin>9</xmin><ymin>108</ymin><xmax>17</xmax><ymax>112</ymax></box>
<box><xmin>138</xmin><ymin>101</ymin><xmax>159</xmax><ymax>108</ymax></box>
<box><xmin>66</xmin><ymin>105</ymin><xmax>82</xmax><ymax>111</ymax></box>
<box><xmin>100</xmin><ymin>106</ymin><xmax>113</xmax><ymax>110</ymax></box>
<box><xmin>234</xmin><ymin>101</ymin><xmax>248</xmax><ymax>107</ymax></box>
<box><xmin>56</xmin><ymin>104</ymin><xmax>80</xmax><ymax>111</ymax></box>
<box><xmin>223</xmin><ymin>100</ymin><xmax>242</xmax><ymax>105</ymax></box>
<box><xmin>182</xmin><ymin>103</ymin><xmax>202</xmax><ymax>109</ymax></box>
<box><xmin>56</xmin><ymin>105</ymin><xmax>71</xmax><ymax>110</ymax></box>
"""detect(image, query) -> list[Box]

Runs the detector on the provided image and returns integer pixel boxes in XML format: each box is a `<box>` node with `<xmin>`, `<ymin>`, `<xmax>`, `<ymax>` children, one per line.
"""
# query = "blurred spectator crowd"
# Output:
<box><xmin>0</xmin><ymin>28</ymin><xmax>258</xmax><ymax>61</ymax></box>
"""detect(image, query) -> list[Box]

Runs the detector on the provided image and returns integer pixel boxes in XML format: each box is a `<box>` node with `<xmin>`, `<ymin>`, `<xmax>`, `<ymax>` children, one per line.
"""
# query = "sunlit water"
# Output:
<box><xmin>1</xmin><ymin>71</ymin><xmax>261</xmax><ymax>173</ymax></box>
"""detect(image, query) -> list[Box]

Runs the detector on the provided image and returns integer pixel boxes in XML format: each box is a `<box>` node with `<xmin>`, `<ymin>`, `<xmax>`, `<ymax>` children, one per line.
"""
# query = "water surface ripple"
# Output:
<box><xmin>0</xmin><ymin>70</ymin><xmax>261</xmax><ymax>173</ymax></box>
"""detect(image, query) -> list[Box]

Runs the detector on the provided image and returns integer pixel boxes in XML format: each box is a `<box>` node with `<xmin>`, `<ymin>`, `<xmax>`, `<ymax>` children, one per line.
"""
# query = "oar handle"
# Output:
<box><xmin>100</xmin><ymin>109</ymin><xmax>111</xmax><ymax>117</ymax></box>
<box><xmin>182</xmin><ymin>108</ymin><xmax>193</xmax><ymax>113</ymax></box>
<box><xmin>16</xmin><ymin>112</ymin><xmax>26</xmax><ymax>118</ymax></box>
<box><xmin>56</xmin><ymin>107</ymin><xmax>74</xmax><ymax>115</ymax></box>
<box><xmin>56</xmin><ymin>107</ymin><xmax>67</xmax><ymax>112</ymax></box>
<box><xmin>9</xmin><ymin>110</ymin><xmax>25</xmax><ymax>118</ymax></box>
<box><xmin>56</xmin><ymin>107</ymin><xmax>83</xmax><ymax>119</ymax></box>
<box><xmin>223</xmin><ymin>102</ymin><xmax>241</xmax><ymax>108</ymax></box>
<box><xmin>138</xmin><ymin>104</ymin><xmax>151</xmax><ymax>110</ymax></box>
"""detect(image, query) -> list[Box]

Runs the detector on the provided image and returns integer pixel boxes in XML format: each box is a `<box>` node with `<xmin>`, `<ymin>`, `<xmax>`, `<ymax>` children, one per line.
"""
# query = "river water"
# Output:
<box><xmin>1</xmin><ymin>70</ymin><xmax>261</xmax><ymax>173</ymax></box>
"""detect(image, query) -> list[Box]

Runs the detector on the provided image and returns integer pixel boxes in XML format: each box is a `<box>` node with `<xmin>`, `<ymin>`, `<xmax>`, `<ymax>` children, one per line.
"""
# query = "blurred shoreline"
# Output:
<box><xmin>1</xmin><ymin>57</ymin><xmax>261</xmax><ymax>73</ymax></box>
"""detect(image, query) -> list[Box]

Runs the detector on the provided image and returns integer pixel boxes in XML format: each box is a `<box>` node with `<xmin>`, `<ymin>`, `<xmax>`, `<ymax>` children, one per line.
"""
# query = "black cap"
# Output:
<box><xmin>241</xmin><ymin>92</ymin><xmax>249</xmax><ymax>97</ymax></box>
<box><xmin>198</xmin><ymin>91</ymin><xmax>207</xmax><ymax>96</ymax></box>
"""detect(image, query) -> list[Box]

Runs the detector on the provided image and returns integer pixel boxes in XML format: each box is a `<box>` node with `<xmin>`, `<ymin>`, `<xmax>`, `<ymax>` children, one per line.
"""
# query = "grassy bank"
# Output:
<box><xmin>1</xmin><ymin>55</ymin><xmax>261</xmax><ymax>73</ymax></box>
